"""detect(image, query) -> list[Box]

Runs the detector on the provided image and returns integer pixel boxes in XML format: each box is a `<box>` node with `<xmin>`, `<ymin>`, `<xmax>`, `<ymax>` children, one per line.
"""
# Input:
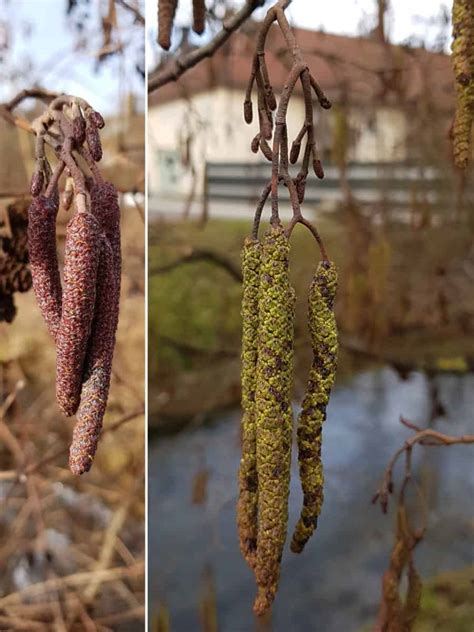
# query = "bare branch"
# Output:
<box><xmin>149</xmin><ymin>248</ymin><xmax>243</xmax><ymax>282</ymax></box>
<box><xmin>149</xmin><ymin>0</ymin><xmax>270</xmax><ymax>93</ymax></box>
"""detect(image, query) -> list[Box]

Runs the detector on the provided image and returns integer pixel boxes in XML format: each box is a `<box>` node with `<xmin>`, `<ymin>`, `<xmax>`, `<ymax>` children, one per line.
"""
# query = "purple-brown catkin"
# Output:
<box><xmin>27</xmin><ymin>195</ymin><xmax>62</xmax><ymax>339</ymax></box>
<box><xmin>89</xmin><ymin>110</ymin><xmax>105</xmax><ymax>129</ymax></box>
<box><xmin>73</xmin><ymin>117</ymin><xmax>86</xmax><ymax>145</ymax></box>
<box><xmin>90</xmin><ymin>181</ymin><xmax>122</xmax><ymax>302</ymax></box>
<box><xmin>158</xmin><ymin>0</ymin><xmax>178</xmax><ymax>50</ymax></box>
<box><xmin>56</xmin><ymin>210</ymin><xmax>100</xmax><ymax>417</ymax></box>
<box><xmin>69</xmin><ymin>236</ymin><xmax>119</xmax><ymax>475</ymax></box>
<box><xmin>30</xmin><ymin>171</ymin><xmax>44</xmax><ymax>197</ymax></box>
<box><xmin>86</xmin><ymin>126</ymin><xmax>103</xmax><ymax>162</ymax></box>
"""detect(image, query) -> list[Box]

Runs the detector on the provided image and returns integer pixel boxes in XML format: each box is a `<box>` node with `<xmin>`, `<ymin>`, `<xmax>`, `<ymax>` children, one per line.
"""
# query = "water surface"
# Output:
<box><xmin>149</xmin><ymin>368</ymin><xmax>474</xmax><ymax>631</ymax></box>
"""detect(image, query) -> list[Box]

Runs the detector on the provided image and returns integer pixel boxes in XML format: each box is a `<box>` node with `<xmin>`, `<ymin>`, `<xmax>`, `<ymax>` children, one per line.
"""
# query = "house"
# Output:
<box><xmin>148</xmin><ymin>23</ymin><xmax>456</xmax><ymax>209</ymax></box>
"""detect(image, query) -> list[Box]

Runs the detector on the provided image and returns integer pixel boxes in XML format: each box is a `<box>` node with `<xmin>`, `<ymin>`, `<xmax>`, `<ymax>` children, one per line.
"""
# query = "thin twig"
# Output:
<box><xmin>149</xmin><ymin>0</ymin><xmax>270</xmax><ymax>92</ymax></box>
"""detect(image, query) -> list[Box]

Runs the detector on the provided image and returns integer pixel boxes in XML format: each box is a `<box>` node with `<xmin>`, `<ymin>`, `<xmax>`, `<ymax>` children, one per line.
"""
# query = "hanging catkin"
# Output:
<box><xmin>158</xmin><ymin>0</ymin><xmax>178</xmax><ymax>50</ymax></box>
<box><xmin>254</xmin><ymin>224</ymin><xmax>295</xmax><ymax>616</ymax></box>
<box><xmin>69</xmin><ymin>235</ymin><xmax>118</xmax><ymax>475</ymax></box>
<box><xmin>90</xmin><ymin>181</ymin><xmax>122</xmax><ymax>300</ymax></box>
<box><xmin>27</xmin><ymin>194</ymin><xmax>62</xmax><ymax>339</ymax></box>
<box><xmin>451</xmin><ymin>0</ymin><xmax>474</xmax><ymax>168</ymax></box>
<box><xmin>192</xmin><ymin>0</ymin><xmax>206</xmax><ymax>35</ymax></box>
<box><xmin>55</xmin><ymin>209</ymin><xmax>101</xmax><ymax>417</ymax></box>
<box><xmin>291</xmin><ymin>260</ymin><xmax>338</xmax><ymax>554</ymax></box>
<box><xmin>237</xmin><ymin>238</ymin><xmax>261</xmax><ymax>569</ymax></box>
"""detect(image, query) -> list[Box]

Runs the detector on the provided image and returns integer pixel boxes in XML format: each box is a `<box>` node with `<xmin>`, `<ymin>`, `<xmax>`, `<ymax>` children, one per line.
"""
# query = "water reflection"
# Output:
<box><xmin>149</xmin><ymin>368</ymin><xmax>474</xmax><ymax>632</ymax></box>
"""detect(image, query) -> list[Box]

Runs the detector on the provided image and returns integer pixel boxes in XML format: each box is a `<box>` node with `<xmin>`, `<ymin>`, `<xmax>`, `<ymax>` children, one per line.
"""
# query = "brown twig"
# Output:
<box><xmin>243</xmin><ymin>1</ymin><xmax>331</xmax><ymax>258</ymax></box>
<box><xmin>372</xmin><ymin>423</ymin><xmax>474</xmax><ymax>515</ymax></box>
<box><xmin>149</xmin><ymin>248</ymin><xmax>243</xmax><ymax>282</ymax></box>
<box><xmin>149</xmin><ymin>0</ymin><xmax>269</xmax><ymax>92</ymax></box>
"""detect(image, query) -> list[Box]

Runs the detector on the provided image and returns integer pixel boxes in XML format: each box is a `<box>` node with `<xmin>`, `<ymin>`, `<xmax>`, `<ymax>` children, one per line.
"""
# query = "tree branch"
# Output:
<box><xmin>373</xmin><ymin>424</ymin><xmax>474</xmax><ymax>514</ymax></box>
<box><xmin>149</xmin><ymin>248</ymin><xmax>243</xmax><ymax>282</ymax></box>
<box><xmin>116</xmin><ymin>0</ymin><xmax>145</xmax><ymax>25</ymax></box>
<box><xmin>148</xmin><ymin>0</ymin><xmax>270</xmax><ymax>93</ymax></box>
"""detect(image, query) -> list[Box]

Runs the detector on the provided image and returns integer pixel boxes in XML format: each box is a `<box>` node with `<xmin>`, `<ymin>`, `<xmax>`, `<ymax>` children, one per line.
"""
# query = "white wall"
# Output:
<box><xmin>148</xmin><ymin>88</ymin><xmax>407</xmax><ymax>198</ymax></box>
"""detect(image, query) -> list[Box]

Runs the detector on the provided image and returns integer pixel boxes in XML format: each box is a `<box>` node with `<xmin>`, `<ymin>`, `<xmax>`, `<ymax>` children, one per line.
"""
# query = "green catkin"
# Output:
<box><xmin>254</xmin><ymin>225</ymin><xmax>295</xmax><ymax>616</ymax></box>
<box><xmin>291</xmin><ymin>261</ymin><xmax>338</xmax><ymax>554</ymax></box>
<box><xmin>451</xmin><ymin>0</ymin><xmax>474</xmax><ymax>168</ymax></box>
<box><xmin>237</xmin><ymin>238</ymin><xmax>262</xmax><ymax>569</ymax></box>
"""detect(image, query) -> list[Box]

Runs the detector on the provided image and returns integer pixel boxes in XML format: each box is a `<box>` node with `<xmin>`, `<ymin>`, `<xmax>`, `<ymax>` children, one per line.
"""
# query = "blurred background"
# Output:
<box><xmin>148</xmin><ymin>1</ymin><xmax>473</xmax><ymax>630</ymax></box>
<box><xmin>0</xmin><ymin>1</ymin><xmax>145</xmax><ymax>629</ymax></box>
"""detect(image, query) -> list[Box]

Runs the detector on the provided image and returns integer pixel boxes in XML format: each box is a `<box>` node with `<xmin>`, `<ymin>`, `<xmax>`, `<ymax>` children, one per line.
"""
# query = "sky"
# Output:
<box><xmin>0</xmin><ymin>0</ymin><xmax>145</xmax><ymax>115</ymax></box>
<box><xmin>0</xmin><ymin>0</ymin><xmax>450</xmax><ymax>111</ymax></box>
<box><xmin>146</xmin><ymin>0</ymin><xmax>451</xmax><ymax>68</ymax></box>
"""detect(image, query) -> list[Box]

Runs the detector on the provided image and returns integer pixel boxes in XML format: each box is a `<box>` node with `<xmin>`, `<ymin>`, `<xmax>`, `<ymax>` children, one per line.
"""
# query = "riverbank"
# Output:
<box><xmin>149</xmin><ymin>215</ymin><xmax>474</xmax><ymax>430</ymax></box>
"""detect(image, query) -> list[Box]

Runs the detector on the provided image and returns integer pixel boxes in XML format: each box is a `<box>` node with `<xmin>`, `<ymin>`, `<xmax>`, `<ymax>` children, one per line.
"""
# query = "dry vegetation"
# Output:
<box><xmin>0</xmin><ymin>197</ymin><xmax>144</xmax><ymax>630</ymax></box>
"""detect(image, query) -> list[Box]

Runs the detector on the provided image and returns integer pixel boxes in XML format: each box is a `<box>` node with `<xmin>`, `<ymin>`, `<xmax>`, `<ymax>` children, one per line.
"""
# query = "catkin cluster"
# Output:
<box><xmin>0</xmin><ymin>202</ymin><xmax>32</xmax><ymax>323</ymax></box>
<box><xmin>451</xmin><ymin>0</ymin><xmax>474</xmax><ymax>168</ymax></box>
<box><xmin>158</xmin><ymin>0</ymin><xmax>206</xmax><ymax>50</ymax></box>
<box><xmin>27</xmin><ymin>106</ymin><xmax>121</xmax><ymax>476</ymax></box>
<box><xmin>238</xmin><ymin>228</ymin><xmax>338</xmax><ymax>615</ymax></box>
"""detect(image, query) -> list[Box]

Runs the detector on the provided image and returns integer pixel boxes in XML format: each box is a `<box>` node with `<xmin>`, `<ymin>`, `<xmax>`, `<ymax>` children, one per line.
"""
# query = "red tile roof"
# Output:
<box><xmin>150</xmin><ymin>23</ymin><xmax>455</xmax><ymax>112</ymax></box>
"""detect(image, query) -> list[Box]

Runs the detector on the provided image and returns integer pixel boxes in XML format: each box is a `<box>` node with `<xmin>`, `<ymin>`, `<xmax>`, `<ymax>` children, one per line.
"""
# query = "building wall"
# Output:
<box><xmin>349</xmin><ymin>107</ymin><xmax>407</xmax><ymax>163</ymax></box>
<box><xmin>148</xmin><ymin>88</ymin><xmax>407</xmax><ymax>198</ymax></box>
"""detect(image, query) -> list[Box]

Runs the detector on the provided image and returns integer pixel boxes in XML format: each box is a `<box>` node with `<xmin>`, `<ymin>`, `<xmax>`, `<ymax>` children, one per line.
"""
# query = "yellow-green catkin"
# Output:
<box><xmin>291</xmin><ymin>260</ymin><xmax>338</xmax><ymax>554</ymax></box>
<box><xmin>452</xmin><ymin>0</ymin><xmax>474</xmax><ymax>168</ymax></box>
<box><xmin>237</xmin><ymin>238</ymin><xmax>262</xmax><ymax>570</ymax></box>
<box><xmin>254</xmin><ymin>225</ymin><xmax>295</xmax><ymax>616</ymax></box>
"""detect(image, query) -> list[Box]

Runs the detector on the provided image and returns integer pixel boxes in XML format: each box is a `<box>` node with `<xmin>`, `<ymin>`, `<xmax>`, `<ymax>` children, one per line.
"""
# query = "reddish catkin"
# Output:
<box><xmin>69</xmin><ymin>236</ymin><xmax>119</xmax><ymax>475</ymax></box>
<box><xmin>192</xmin><ymin>0</ymin><xmax>206</xmax><ymax>35</ymax></box>
<box><xmin>89</xmin><ymin>110</ymin><xmax>105</xmax><ymax>129</ymax></box>
<box><xmin>27</xmin><ymin>194</ymin><xmax>62</xmax><ymax>339</ymax></box>
<box><xmin>30</xmin><ymin>170</ymin><xmax>44</xmax><ymax>197</ymax></box>
<box><xmin>56</xmin><ymin>210</ymin><xmax>101</xmax><ymax>417</ymax></box>
<box><xmin>158</xmin><ymin>0</ymin><xmax>178</xmax><ymax>50</ymax></box>
<box><xmin>90</xmin><ymin>181</ymin><xmax>122</xmax><ymax>301</ymax></box>
<box><xmin>73</xmin><ymin>116</ymin><xmax>86</xmax><ymax>145</ymax></box>
<box><xmin>86</xmin><ymin>126</ymin><xmax>103</xmax><ymax>162</ymax></box>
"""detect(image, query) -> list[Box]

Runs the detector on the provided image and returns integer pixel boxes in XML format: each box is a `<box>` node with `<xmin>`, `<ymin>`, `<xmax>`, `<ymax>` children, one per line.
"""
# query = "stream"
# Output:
<box><xmin>149</xmin><ymin>367</ymin><xmax>474</xmax><ymax>631</ymax></box>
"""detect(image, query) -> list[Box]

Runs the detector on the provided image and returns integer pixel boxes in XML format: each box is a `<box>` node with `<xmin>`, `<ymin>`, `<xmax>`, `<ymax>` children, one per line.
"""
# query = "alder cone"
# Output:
<box><xmin>0</xmin><ymin>291</ymin><xmax>16</xmax><ymax>323</ymax></box>
<box><xmin>56</xmin><ymin>210</ymin><xmax>100</xmax><ymax>417</ymax></box>
<box><xmin>69</xmin><ymin>236</ymin><xmax>118</xmax><ymax>475</ymax></box>
<box><xmin>158</xmin><ymin>0</ymin><xmax>178</xmax><ymax>50</ymax></box>
<box><xmin>0</xmin><ymin>201</ymin><xmax>32</xmax><ymax>322</ymax></box>
<box><xmin>28</xmin><ymin>195</ymin><xmax>62</xmax><ymax>338</ymax></box>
